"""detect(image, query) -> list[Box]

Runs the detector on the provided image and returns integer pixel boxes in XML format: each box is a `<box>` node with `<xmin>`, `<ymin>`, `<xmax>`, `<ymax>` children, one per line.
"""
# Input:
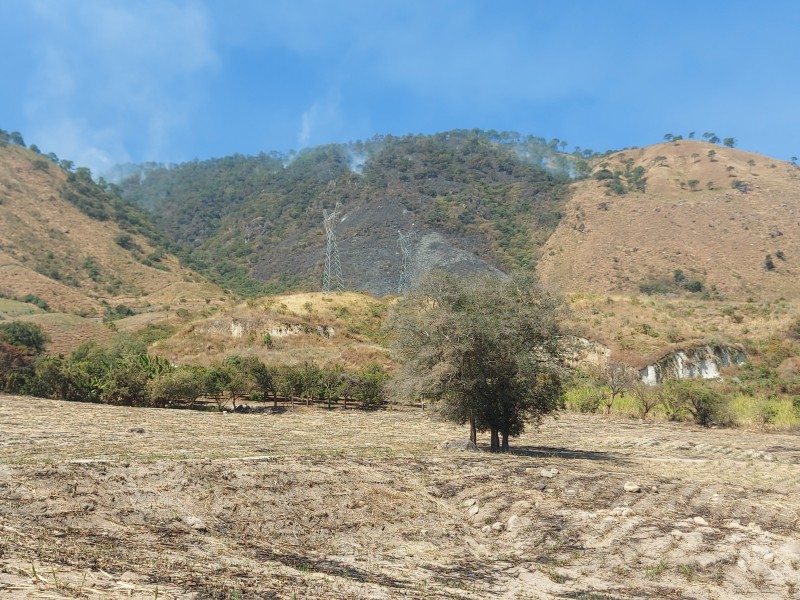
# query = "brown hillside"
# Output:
<box><xmin>538</xmin><ymin>141</ymin><xmax>800</xmax><ymax>300</ymax></box>
<box><xmin>149</xmin><ymin>291</ymin><xmax>392</xmax><ymax>369</ymax></box>
<box><xmin>0</xmin><ymin>144</ymin><xmax>225</xmax><ymax>316</ymax></box>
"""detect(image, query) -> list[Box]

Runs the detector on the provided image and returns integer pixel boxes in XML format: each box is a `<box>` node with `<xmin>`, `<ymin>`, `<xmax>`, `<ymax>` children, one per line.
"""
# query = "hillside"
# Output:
<box><xmin>118</xmin><ymin>131</ymin><xmax>575</xmax><ymax>295</ymax></box>
<box><xmin>0</xmin><ymin>142</ymin><xmax>228</xmax><ymax>349</ymax></box>
<box><xmin>537</xmin><ymin>140</ymin><xmax>800</xmax><ymax>301</ymax></box>
<box><xmin>138</xmin><ymin>291</ymin><xmax>391</xmax><ymax>369</ymax></box>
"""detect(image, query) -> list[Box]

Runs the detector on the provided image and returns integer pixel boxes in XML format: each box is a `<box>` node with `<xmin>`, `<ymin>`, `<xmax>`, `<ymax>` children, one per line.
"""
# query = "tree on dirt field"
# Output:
<box><xmin>664</xmin><ymin>379</ymin><xmax>728</xmax><ymax>427</ymax></box>
<box><xmin>389</xmin><ymin>271</ymin><xmax>570</xmax><ymax>452</ymax></box>
<box><xmin>275</xmin><ymin>364</ymin><xmax>304</xmax><ymax>409</ymax></box>
<box><xmin>630</xmin><ymin>381</ymin><xmax>663</xmax><ymax>419</ymax></box>
<box><xmin>351</xmin><ymin>363</ymin><xmax>389</xmax><ymax>406</ymax></box>
<box><xmin>101</xmin><ymin>354</ymin><xmax>151</xmax><ymax>406</ymax></box>
<box><xmin>233</xmin><ymin>355</ymin><xmax>277</xmax><ymax>403</ymax></box>
<box><xmin>0</xmin><ymin>342</ymin><xmax>34</xmax><ymax>392</ymax></box>
<box><xmin>147</xmin><ymin>366</ymin><xmax>206</xmax><ymax>408</ymax></box>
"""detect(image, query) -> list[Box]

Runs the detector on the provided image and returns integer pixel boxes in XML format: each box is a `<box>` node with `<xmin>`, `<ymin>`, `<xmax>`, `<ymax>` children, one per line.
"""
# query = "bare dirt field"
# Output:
<box><xmin>1</xmin><ymin>394</ymin><xmax>799</xmax><ymax>599</ymax></box>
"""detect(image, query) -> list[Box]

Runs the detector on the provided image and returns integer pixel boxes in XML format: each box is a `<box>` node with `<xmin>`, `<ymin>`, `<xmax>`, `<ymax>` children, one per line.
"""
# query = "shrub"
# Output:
<box><xmin>665</xmin><ymin>379</ymin><xmax>728</xmax><ymax>427</ymax></box>
<box><xmin>788</xmin><ymin>318</ymin><xmax>800</xmax><ymax>341</ymax></box>
<box><xmin>575</xmin><ymin>390</ymin><xmax>602</xmax><ymax>413</ymax></box>
<box><xmin>639</xmin><ymin>280</ymin><xmax>671</xmax><ymax>295</ymax></box>
<box><xmin>101</xmin><ymin>356</ymin><xmax>151</xmax><ymax>406</ymax></box>
<box><xmin>683</xmin><ymin>280</ymin><xmax>704</xmax><ymax>293</ymax></box>
<box><xmin>754</xmin><ymin>401</ymin><xmax>778</xmax><ymax>430</ymax></box>
<box><xmin>20</xmin><ymin>294</ymin><xmax>50</xmax><ymax>311</ymax></box>
<box><xmin>0</xmin><ymin>321</ymin><xmax>49</xmax><ymax>354</ymax></box>
<box><xmin>147</xmin><ymin>367</ymin><xmax>205</xmax><ymax>408</ymax></box>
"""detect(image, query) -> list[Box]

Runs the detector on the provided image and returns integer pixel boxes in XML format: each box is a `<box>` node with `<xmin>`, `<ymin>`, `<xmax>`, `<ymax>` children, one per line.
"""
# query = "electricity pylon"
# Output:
<box><xmin>397</xmin><ymin>224</ymin><xmax>416</xmax><ymax>294</ymax></box>
<box><xmin>322</xmin><ymin>203</ymin><xmax>344</xmax><ymax>293</ymax></box>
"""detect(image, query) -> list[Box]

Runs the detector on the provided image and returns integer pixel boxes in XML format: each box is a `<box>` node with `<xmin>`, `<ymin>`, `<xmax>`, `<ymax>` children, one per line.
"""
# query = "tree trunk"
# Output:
<box><xmin>490</xmin><ymin>428</ymin><xmax>500</xmax><ymax>452</ymax></box>
<box><xmin>469</xmin><ymin>414</ymin><xmax>477</xmax><ymax>444</ymax></box>
<box><xmin>501</xmin><ymin>430</ymin><xmax>509</xmax><ymax>452</ymax></box>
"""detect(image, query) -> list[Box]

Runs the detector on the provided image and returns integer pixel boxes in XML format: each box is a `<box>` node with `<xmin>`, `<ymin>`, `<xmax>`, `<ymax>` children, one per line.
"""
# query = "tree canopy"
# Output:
<box><xmin>0</xmin><ymin>321</ymin><xmax>49</xmax><ymax>354</ymax></box>
<box><xmin>389</xmin><ymin>271</ymin><xmax>570</xmax><ymax>451</ymax></box>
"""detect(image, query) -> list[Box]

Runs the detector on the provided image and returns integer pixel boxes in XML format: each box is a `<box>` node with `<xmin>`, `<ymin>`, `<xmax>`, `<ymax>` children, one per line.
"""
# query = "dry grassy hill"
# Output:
<box><xmin>146</xmin><ymin>291</ymin><xmax>392</xmax><ymax>369</ymax></box>
<box><xmin>538</xmin><ymin>140</ymin><xmax>800</xmax><ymax>301</ymax></box>
<box><xmin>0</xmin><ymin>143</ymin><xmax>230</xmax><ymax>351</ymax></box>
<box><xmin>0</xmin><ymin>143</ymin><xmax>226</xmax><ymax>317</ymax></box>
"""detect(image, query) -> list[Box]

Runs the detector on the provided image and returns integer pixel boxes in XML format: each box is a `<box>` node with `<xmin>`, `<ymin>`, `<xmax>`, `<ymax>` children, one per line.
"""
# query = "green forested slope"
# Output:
<box><xmin>118</xmin><ymin>130</ymin><xmax>578</xmax><ymax>295</ymax></box>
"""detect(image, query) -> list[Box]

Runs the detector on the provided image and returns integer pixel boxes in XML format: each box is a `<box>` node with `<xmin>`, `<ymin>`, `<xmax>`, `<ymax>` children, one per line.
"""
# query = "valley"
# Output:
<box><xmin>1</xmin><ymin>129</ymin><xmax>800</xmax><ymax>598</ymax></box>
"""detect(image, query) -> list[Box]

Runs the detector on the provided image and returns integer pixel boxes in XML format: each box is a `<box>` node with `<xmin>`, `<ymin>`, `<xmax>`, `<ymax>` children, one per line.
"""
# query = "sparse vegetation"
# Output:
<box><xmin>639</xmin><ymin>269</ymin><xmax>704</xmax><ymax>296</ymax></box>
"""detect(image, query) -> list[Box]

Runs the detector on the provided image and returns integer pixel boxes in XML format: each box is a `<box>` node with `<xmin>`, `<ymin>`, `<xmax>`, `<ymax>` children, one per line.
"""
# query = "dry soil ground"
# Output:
<box><xmin>1</xmin><ymin>394</ymin><xmax>799</xmax><ymax>599</ymax></box>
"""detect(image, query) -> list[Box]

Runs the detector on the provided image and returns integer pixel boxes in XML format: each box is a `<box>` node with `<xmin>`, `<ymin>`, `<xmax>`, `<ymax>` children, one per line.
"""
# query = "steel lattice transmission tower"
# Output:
<box><xmin>397</xmin><ymin>224</ymin><xmax>416</xmax><ymax>294</ymax></box>
<box><xmin>322</xmin><ymin>203</ymin><xmax>344</xmax><ymax>293</ymax></box>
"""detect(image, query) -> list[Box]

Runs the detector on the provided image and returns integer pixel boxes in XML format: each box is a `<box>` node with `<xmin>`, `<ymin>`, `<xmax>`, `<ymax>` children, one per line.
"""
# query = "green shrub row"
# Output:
<box><xmin>0</xmin><ymin>324</ymin><xmax>389</xmax><ymax>411</ymax></box>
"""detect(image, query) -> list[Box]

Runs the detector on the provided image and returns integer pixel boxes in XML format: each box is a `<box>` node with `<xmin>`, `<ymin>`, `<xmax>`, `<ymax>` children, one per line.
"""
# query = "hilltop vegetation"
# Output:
<box><xmin>117</xmin><ymin>130</ymin><xmax>576</xmax><ymax>295</ymax></box>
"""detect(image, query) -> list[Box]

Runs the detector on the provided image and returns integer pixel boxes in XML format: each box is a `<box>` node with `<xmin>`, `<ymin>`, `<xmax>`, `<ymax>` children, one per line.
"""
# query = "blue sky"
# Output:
<box><xmin>2</xmin><ymin>1</ymin><xmax>799</xmax><ymax>175</ymax></box>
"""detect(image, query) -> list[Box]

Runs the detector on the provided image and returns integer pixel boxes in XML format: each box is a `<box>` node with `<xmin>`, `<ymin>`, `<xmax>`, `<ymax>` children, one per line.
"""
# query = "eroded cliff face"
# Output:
<box><xmin>639</xmin><ymin>345</ymin><xmax>746</xmax><ymax>385</ymax></box>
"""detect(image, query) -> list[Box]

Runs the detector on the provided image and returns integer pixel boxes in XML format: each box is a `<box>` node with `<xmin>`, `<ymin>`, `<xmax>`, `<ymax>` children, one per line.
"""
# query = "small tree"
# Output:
<box><xmin>351</xmin><ymin>363</ymin><xmax>389</xmax><ymax>407</ymax></box>
<box><xmin>275</xmin><ymin>365</ymin><xmax>304</xmax><ymax>410</ymax></box>
<box><xmin>147</xmin><ymin>366</ymin><xmax>205</xmax><ymax>407</ymax></box>
<box><xmin>221</xmin><ymin>355</ymin><xmax>259</xmax><ymax>408</ymax></box>
<box><xmin>723</xmin><ymin>137</ymin><xmax>736</xmax><ymax>148</ymax></box>
<box><xmin>665</xmin><ymin>379</ymin><xmax>727</xmax><ymax>427</ymax></box>
<box><xmin>0</xmin><ymin>342</ymin><xmax>35</xmax><ymax>392</ymax></box>
<box><xmin>318</xmin><ymin>363</ymin><xmax>346</xmax><ymax>409</ymax></box>
<box><xmin>593</xmin><ymin>360</ymin><xmax>637</xmax><ymax>414</ymax></box>
<box><xmin>390</xmin><ymin>271</ymin><xmax>570</xmax><ymax>452</ymax></box>
<box><xmin>630</xmin><ymin>381</ymin><xmax>662</xmax><ymax>419</ymax></box>
<box><xmin>101</xmin><ymin>354</ymin><xmax>151</xmax><ymax>406</ymax></box>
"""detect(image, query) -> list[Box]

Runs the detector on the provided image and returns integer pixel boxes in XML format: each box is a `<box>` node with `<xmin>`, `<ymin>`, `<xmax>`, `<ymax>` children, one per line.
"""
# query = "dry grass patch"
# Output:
<box><xmin>539</xmin><ymin>141</ymin><xmax>800</xmax><ymax>301</ymax></box>
<box><xmin>1</xmin><ymin>394</ymin><xmax>798</xmax><ymax>599</ymax></box>
<box><xmin>566</xmin><ymin>293</ymin><xmax>798</xmax><ymax>366</ymax></box>
<box><xmin>151</xmin><ymin>292</ymin><xmax>392</xmax><ymax>369</ymax></box>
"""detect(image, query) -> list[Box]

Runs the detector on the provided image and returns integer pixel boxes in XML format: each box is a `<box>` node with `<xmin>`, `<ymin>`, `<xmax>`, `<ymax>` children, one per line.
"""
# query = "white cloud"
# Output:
<box><xmin>22</xmin><ymin>0</ymin><xmax>218</xmax><ymax>172</ymax></box>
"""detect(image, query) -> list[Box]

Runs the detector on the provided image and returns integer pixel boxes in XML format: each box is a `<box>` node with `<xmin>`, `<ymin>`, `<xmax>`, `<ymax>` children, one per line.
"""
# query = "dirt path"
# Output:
<box><xmin>1</xmin><ymin>394</ymin><xmax>798</xmax><ymax>598</ymax></box>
